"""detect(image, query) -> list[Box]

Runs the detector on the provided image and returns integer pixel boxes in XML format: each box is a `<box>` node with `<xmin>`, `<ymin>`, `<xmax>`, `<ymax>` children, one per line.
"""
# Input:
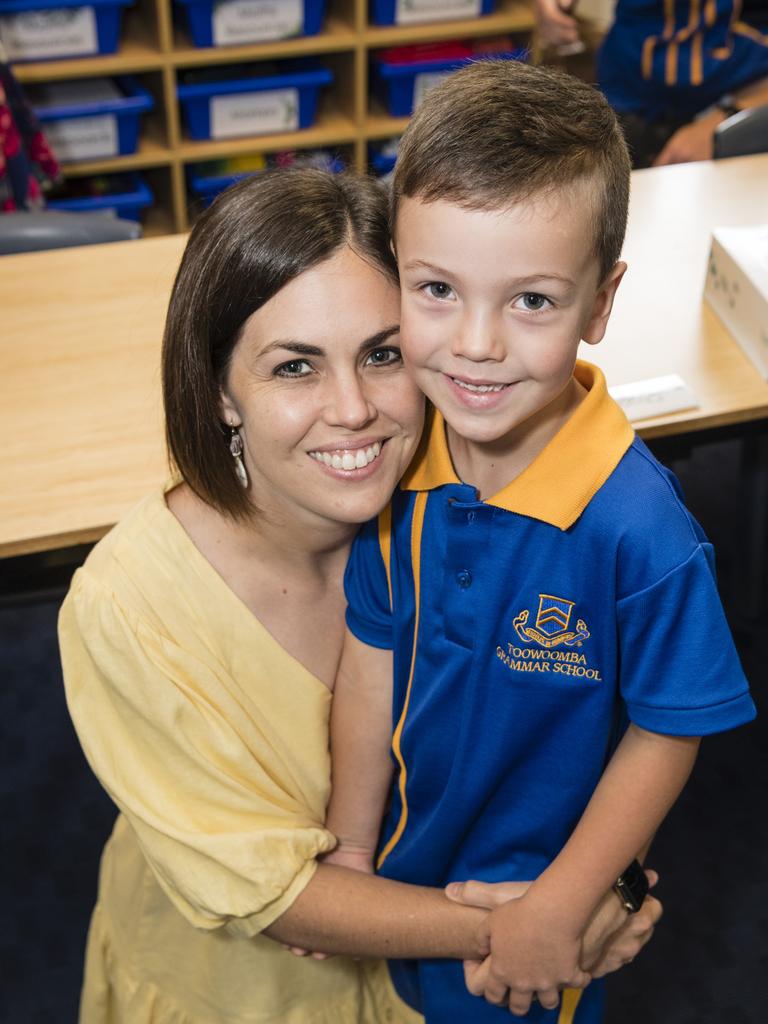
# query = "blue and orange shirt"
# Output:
<box><xmin>344</xmin><ymin>362</ymin><xmax>755</xmax><ymax>1023</ymax></box>
<box><xmin>598</xmin><ymin>0</ymin><xmax>768</xmax><ymax>119</ymax></box>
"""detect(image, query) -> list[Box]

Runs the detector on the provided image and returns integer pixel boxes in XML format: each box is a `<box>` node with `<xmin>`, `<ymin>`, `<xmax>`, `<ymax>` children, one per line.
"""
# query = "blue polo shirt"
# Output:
<box><xmin>598</xmin><ymin>0</ymin><xmax>768</xmax><ymax>120</ymax></box>
<box><xmin>344</xmin><ymin>362</ymin><xmax>755</xmax><ymax>1024</ymax></box>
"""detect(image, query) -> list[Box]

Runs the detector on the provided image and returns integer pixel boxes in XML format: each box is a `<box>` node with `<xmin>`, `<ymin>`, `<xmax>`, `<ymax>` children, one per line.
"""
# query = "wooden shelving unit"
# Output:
<box><xmin>14</xmin><ymin>0</ymin><xmax>535</xmax><ymax>232</ymax></box>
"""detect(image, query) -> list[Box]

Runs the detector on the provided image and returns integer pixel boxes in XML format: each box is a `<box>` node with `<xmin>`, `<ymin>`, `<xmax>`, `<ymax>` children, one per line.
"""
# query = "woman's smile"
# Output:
<box><xmin>308</xmin><ymin>440</ymin><xmax>384</xmax><ymax>472</ymax></box>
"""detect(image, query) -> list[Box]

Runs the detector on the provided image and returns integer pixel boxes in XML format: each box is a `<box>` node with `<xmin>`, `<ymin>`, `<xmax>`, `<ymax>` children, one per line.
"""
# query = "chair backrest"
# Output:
<box><xmin>0</xmin><ymin>211</ymin><xmax>141</xmax><ymax>255</ymax></box>
<box><xmin>713</xmin><ymin>104</ymin><xmax>768</xmax><ymax>160</ymax></box>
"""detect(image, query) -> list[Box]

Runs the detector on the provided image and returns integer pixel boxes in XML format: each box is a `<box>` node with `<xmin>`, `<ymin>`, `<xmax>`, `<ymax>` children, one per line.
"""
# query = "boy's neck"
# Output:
<box><xmin>446</xmin><ymin>375</ymin><xmax>587</xmax><ymax>501</ymax></box>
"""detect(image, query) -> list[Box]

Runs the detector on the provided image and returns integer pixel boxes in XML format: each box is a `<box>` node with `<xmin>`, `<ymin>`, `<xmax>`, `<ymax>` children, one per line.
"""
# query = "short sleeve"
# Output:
<box><xmin>58</xmin><ymin>571</ymin><xmax>335</xmax><ymax>938</ymax></box>
<box><xmin>344</xmin><ymin>513</ymin><xmax>395</xmax><ymax>650</ymax></box>
<box><xmin>618</xmin><ymin>544</ymin><xmax>756</xmax><ymax>736</ymax></box>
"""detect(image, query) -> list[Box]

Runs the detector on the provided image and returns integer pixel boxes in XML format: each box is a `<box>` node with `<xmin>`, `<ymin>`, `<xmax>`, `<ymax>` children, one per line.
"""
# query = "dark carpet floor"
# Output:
<box><xmin>1</xmin><ymin>435</ymin><xmax>766</xmax><ymax>1022</ymax></box>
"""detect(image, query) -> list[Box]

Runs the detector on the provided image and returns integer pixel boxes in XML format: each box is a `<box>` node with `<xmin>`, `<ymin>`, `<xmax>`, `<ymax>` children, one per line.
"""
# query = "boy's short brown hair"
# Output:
<box><xmin>392</xmin><ymin>59</ymin><xmax>631</xmax><ymax>281</ymax></box>
<box><xmin>163</xmin><ymin>168</ymin><xmax>396</xmax><ymax>519</ymax></box>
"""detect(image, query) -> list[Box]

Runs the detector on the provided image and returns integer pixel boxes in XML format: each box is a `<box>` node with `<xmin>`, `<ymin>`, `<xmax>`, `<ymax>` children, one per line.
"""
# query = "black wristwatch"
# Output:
<box><xmin>614</xmin><ymin>859</ymin><xmax>649</xmax><ymax>913</ymax></box>
<box><xmin>716</xmin><ymin>94</ymin><xmax>741</xmax><ymax>120</ymax></box>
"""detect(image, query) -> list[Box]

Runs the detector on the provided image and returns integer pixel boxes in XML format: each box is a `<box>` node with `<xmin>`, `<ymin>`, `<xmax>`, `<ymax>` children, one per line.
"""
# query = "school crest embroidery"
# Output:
<box><xmin>513</xmin><ymin>593</ymin><xmax>590</xmax><ymax>649</ymax></box>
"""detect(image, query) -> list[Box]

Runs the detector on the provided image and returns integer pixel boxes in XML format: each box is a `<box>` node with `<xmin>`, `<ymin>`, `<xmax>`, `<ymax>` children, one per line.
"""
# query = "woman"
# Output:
<box><xmin>59</xmin><ymin>169</ymin><xmax>659</xmax><ymax>1024</ymax></box>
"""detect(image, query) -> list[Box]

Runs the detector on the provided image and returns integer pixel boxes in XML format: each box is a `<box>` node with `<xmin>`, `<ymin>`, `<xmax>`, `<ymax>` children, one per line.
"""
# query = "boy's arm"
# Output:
<box><xmin>324</xmin><ymin>629</ymin><xmax>395</xmax><ymax>871</ymax></box>
<box><xmin>481</xmin><ymin>725</ymin><xmax>699</xmax><ymax>1014</ymax></box>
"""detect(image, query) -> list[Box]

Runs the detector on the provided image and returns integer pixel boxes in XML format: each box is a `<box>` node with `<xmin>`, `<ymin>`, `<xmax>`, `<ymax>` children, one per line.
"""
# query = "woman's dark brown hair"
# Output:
<box><xmin>162</xmin><ymin>168</ymin><xmax>397</xmax><ymax>519</ymax></box>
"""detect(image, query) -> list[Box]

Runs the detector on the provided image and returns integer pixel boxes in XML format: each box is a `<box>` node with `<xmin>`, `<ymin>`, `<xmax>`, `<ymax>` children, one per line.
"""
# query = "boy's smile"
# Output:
<box><xmin>396</xmin><ymin>194</ymin><xmax>625</xmax><ymax>494</ymax></box>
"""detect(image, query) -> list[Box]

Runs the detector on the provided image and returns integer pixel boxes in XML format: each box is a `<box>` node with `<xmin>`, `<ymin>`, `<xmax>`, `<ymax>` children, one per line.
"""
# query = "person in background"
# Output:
<box><xmin>58</xmin><ymin>168</ymin><xmax>658</xmax><ymax>1024</ymax></box>
<box><xmin>535</xmin><ymin>0</ymin><xmax>768</xmax><ymax>166</ymax></box>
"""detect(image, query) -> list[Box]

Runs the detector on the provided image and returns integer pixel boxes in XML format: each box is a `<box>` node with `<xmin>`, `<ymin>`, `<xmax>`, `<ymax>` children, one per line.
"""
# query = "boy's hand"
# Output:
<box><xmin>445</xmin><ymin>870</ymin><xmax>661</xmax><ymax>1010</ymax></box>
<box><xmin>586</xmin><ymin>874</ymin><xmax>661</xmax><ymax>978</ymax></box>
<box><xmin>447</xmin><ymin>885</ymin><xmax>588</xmax><ymax>1014</ymax></box>
<box><xmin>486</xmin><ymin>893</ymin><xmax>590</xmax><ymax>1014</ymax></box>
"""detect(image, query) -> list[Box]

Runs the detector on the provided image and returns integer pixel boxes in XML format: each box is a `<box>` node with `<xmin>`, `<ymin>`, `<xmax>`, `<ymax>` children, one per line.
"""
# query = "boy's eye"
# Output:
<box><xmin>366</xmin><ymin>347</ymin><xmax>402</xmax><ymax>367</ymax></box>
<box><xmin>516</xmin><ymin>293</ymin><xmax>551</xmax><ymax>312</ymax></box>
<box><xmin>274</xmin><ymin>359</ymin><xmax>312</xmax><ymax>377</ymax></box>
<box><xmin>424</xmin><ymin>281</ymin><xmax>455</xmax><ymax>301</ymax></box>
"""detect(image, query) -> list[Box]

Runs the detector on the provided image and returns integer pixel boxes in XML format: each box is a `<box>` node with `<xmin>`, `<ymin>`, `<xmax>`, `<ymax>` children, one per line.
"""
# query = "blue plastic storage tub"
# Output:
<box><xmin>188</xmin><ymin>150</ymin><xmax>344</xmax><ymax>205</ymax></box>
<box><xmin>0</xmin><ymin>0</ymin><xmax>132</xmax><ymax>61</ymax></box>
<box><xmin>373</xmin><ymin>49</ymin><xmax>526</xmax><ymax>117</ymax></box>
<box><xmin>370</xmin><ymin>0</ymin><xmax>494</xmax><ymax>27</ymax></box>
<box><xmin>175</xmin><ymin>0</ymin><xmax>326</xmax><ymax>48</ymax></box>
<box><xmin>177</xmin><ymin>61</ymin><xmax>333</xmax><ymax>141</ymax></box>
<box><xmin>30</xmin><ymin>76</ymin><xmax>154</xmax><ymax>161</ymax></box>
<box><xmin>369</xmin><ymin>138</ymin><xmax>398</xmax><ymax>176</ymax></box>
<box><xmin>46</xmin><ymin>172</ymin><xmax>153</xmax><ymax>220</ymax></box>
<box><xmin>188</xmin><ymin>167</ymin><xmax>253</xmax><ymax>204</ymax></box>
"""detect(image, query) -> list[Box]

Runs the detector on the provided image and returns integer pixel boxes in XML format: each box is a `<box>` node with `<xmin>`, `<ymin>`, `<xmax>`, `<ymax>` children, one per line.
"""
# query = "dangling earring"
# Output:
<box><xmin>229</xmin><ymin>426</ymin><xmax>248</xmax><ymax>488</ymax></box>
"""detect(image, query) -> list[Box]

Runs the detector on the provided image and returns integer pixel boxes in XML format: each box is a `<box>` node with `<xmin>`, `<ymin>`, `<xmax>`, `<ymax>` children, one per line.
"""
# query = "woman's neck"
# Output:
<box><xmin>166</xmin><ymin>483</ymin><xmax>354</xmax><ymax>689</ymax></box>
<box><xmin>169</xmin><ymin>481</ymin><xmax>355</xmax><ymax>578</ymax></box>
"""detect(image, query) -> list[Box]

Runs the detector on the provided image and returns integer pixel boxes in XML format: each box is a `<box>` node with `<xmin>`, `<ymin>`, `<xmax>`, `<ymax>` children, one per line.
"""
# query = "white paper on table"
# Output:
<box><xmin>608</xmin><ymin>374</ymin><xmax>700</xmax><ymax>422</ymax></box>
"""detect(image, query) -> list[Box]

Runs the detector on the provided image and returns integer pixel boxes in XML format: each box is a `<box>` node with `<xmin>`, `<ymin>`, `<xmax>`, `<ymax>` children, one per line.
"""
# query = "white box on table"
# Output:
<box><xmin>704</xmin><ymin>224</ymin><xmax>768</xmax><ymax>379</ymax></box>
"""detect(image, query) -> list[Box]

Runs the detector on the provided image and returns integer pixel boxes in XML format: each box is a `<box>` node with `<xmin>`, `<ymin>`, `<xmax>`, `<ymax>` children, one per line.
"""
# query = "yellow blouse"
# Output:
<box><xmin>59</xmin><ymin>489</ymin><xmax>421</xmax><ymax>1024</ymax></box>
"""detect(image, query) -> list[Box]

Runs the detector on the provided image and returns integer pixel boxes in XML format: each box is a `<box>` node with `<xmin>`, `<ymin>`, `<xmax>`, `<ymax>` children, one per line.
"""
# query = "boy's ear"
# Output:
<box><xmin>581</xmin><ymin>261</ymin><xmax>627</xmax><ymax>346</ymax></box>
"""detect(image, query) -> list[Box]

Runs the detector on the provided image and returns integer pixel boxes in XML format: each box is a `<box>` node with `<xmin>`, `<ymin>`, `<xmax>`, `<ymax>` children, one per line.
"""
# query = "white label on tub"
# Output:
<box><xmin>210</xmin><ymin>88</ymin><xmax>299</xmax><ymax>138</ymax></box>
<box><xmin>0</xmin><ymin>6</ymin><xmax>98</xmax><ymax>60</ymax></box>
<box><xmin>395</xmin><ymin>0</ymin><xmax>480</xmax><ymax>23</ymax></box>
<box><xmin>413</xmin><ymin>71</ymin><xmax>452</xmax><ymax>109</ymax></box>
<box><xmin>44</xmin><ymin>114</ymin><xmax>119</xmax><ymax>162</ymax></box>
<box><xmin>212</xmin><ymin>0</ymin><xmax>304</xmax><ymax>44</ymax></box>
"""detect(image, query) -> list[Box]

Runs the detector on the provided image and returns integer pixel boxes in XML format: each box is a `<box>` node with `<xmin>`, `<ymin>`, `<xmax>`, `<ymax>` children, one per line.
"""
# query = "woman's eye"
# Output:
<box><xmin>516</xmin><ymin>293</ymin><xmax>551</xmax><ymax>312</ymax></box>
<box><xmin>424</xmin><ymin>281</ymin><xmax>455</xmax><ymax>301</ymax></box>
<box><xmin>366</xmin><ymin>347</ymin><xmax>402</xmax><ymax>367</ymax></box>
<box><xmin>274</xmin><ymin>359</ymin><xmax>312</xmax><ymax>377</ymax></box>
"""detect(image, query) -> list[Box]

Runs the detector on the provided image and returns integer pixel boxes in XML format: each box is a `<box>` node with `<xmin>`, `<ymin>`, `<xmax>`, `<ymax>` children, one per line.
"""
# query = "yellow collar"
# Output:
<box><xmin>400</xmin><ymin>361</ymin><xmax>634</xmax><ymax>530</ymax></box>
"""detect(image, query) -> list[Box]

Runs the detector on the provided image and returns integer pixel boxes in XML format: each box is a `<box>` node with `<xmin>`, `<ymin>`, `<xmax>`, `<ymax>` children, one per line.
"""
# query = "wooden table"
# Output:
<box><xmin>1</xmin><ymin>234</ymin><xmax>186</xmax><ymax>558</ymax></box>
<box><xmin>2</xmin><ymin>155</ymin><xmax>768</xmax><ymax>558</ymax></box>
<box><xmin>592</xmin><ymin>153</ymin><xmax>768</xmax><ymax>438</ymax></box>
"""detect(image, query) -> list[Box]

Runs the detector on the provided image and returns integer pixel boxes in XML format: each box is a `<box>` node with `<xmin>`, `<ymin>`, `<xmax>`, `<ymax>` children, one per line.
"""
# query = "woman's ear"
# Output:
<box><xmin>219</xmin><ymin>388</ymin><xmax>240</xmax><ymax>428</ymax></box>
<box><xmin>582</xmin><ymin>261</ymin><xmax>627</xmax><ymax>346</ymax></box>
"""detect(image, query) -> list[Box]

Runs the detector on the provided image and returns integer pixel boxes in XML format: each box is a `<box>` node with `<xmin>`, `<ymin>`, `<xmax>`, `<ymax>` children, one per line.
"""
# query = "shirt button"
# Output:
<box><xmin>456</xmin><ymin>569</ymin><xmax>473</xmax><ymax>588</ymax></box>
<box><xmin>467</xmin><ymin>511</ymin><xmax>476</xmax><ymax>523</ymax></box>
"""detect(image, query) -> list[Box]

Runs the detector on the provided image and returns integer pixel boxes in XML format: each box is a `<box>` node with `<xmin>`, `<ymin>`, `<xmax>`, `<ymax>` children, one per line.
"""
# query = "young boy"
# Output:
<box><xmin>326</xmin><ymin>61</ymin><xmax>756</xmax><ymax>1022</ymax></box>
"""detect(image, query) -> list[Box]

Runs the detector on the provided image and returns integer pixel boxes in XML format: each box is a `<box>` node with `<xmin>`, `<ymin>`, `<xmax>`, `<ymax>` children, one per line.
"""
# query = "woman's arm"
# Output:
<box><xmin>269</xmin><ymin>630</ymin><xmax>492</xmax><ymax>960</ymax></box>
<box><xmin>266</xmin><ymin>862</ymin><xmax>663</xmax><ymax>974</ymax></box>
<box><xmin>265</xmin><ymin>862</ymin><xmax>492</xmax><ymax>959</ymax></box>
